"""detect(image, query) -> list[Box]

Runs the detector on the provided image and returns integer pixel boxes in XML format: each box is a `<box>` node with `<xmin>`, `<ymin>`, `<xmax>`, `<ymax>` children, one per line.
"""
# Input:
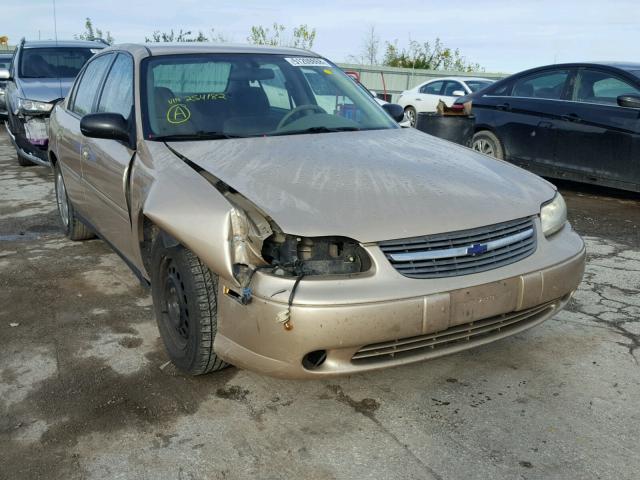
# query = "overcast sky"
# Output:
<box><xmin>3</xmin><ymin>0</ymin><xmax>639</xmax><ymax>73</ymax></box>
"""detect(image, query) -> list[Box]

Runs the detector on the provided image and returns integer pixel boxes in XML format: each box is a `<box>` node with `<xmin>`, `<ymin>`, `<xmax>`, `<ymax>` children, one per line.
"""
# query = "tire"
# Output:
<box><xmin>53</xmin><ymin>163</ymin><xmax>94</xmax><ymax>240</ymax></box>
<box><xmin>472</xmin><ymin>130</ymin><xmax>504</xmax><ymax>160</ymax></box>
<box><xmin>404</xmin><ymin>106</ymin><xmax>417</xmax><ymax>128</ymax></box>
<box><xmin>150</xmin><ymin>240</ymin><xmax>228</xmax><ymax>375</ymax></box>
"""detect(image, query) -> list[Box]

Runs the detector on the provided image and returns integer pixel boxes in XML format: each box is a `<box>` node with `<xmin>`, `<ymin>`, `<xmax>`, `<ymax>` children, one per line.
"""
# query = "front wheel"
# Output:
<box><xmin>151</xmin><ymin>241</ymin><xmax>228</xmax><ymax>375</ymax></box>
<box><xmin>472</xmin><ymin>130</ymin><xmax>504</xmax><ymax>159</ymax></box>
<box><xmin>404</xmin><ymin>106</ymin><xmax>417</xmax><ymax>128</ymax></box>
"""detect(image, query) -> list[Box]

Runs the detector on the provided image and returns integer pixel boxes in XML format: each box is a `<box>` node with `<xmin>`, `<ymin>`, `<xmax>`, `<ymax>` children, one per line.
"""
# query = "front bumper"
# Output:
<box><xmin>5</xmin><ymin>114</ymin><xmax>50</xmax><ymax>165</ymax></box>
<box><xmin>214</xmin><ymin>226</ymin><xmax>586</xmax><ymax>379</ymax></box>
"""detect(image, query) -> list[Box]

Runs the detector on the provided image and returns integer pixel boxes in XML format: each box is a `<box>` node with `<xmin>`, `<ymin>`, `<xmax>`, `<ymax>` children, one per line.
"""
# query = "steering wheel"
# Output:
<box><xmin>277</xmin><ymin>104</ymin><xmax>326</xmax><ymax>129</ymax></box>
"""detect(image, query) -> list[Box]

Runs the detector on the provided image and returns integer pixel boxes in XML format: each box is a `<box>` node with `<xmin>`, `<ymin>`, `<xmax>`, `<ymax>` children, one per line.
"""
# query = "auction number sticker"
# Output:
<box><xmin>285</xmin><ymin>57</ymin><xmax>331</xmax><ymax>67</ymax></box>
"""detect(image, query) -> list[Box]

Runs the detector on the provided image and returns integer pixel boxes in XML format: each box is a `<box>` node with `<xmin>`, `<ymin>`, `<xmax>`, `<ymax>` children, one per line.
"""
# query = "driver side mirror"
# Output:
<box><xmin>80</xmin><ymin>113</ymin><xmax>133</xmax><ymax>147</ymax></box>
<box><xmin>452</xmin><ymin>90</ymin><xmax>466</xmax><ymax>97</ymax></box>
<box><xmin>617</xmin><ymin>95</ymin><xmax>640</xmax><ymax>109</ymax></box>
<box><xmin>381</xmin><ymin>103</ymin><xmax>405</xmax><ymax>122</ymax></box>
<box><xmin>0</xmin><ymin>68</ymin><xmax>11</xmax><ymax>80</ymax></box>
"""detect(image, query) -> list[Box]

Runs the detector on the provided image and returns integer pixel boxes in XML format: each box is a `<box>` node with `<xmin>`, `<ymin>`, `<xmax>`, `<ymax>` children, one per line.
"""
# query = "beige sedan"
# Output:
<box><xmin>47</xmin><ymin>43</ymin><xmax>585</xmax><ymax>378</ymax></box>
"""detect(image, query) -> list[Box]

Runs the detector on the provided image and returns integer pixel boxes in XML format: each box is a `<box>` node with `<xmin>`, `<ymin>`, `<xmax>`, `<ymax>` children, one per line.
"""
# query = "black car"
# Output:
<box><xmin>458</xmin><ymin>62</ymin><xmax>640</xmax><ymax>192</ymax></box>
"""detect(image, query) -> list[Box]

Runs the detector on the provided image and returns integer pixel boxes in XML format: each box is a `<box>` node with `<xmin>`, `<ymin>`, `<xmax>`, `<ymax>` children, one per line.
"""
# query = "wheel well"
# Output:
<box><xmin>404</xmin><ymin>105</ymin><xmax>415</xmax><ymax>111</ymax></box>
<box><xmin>139</xmin><ymin>217</ymin><xmax>160</xmax><ymax>274</ymax></box>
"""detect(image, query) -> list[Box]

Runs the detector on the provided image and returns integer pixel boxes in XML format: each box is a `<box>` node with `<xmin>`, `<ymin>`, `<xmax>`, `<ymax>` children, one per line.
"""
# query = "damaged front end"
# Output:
<box><xmin>8</xmin><ymin>97</ymin><xmax>56</xmax><ymax>164</ymax></box>
<box><xmin>170</xmin><ymin>152</ymin><xmax>372</xmax><ymax>305</ymax></box>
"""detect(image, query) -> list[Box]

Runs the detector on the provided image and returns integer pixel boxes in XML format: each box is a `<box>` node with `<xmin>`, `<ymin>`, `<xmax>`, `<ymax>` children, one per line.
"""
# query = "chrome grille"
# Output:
<box><xmin>379</xmin><ymin>217</ymin><xmax>536</xmax><ymax>279</ymax></box>
<box><xmin>352</xmin><ymin>301</ymin><xmax>555</xmax><ymax>363</ymax></box>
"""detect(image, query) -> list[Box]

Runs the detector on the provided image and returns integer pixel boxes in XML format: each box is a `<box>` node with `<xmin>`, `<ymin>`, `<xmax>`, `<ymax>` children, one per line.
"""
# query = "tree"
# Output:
<box><xmin>75</xmin><ymin>17</ymin><xmax>114</xmax><ymax>44</ymax></box>
<box><xmin>144</xmin><ymin>28</ymin><xmax>228</xmax><ymax>43</ymax></box>
<box><xmin>382</xmin><ymin>38</ymin><xmax>483</xmax><ymax>72</ymax></box>
<box><xmin>347</xmin><ymin>25</ymin><xmax>380</xmax><ymax>65</ymax></box>
<box><xmin>247</xmin><ymin>23</ymin><xmax>316</xmax><ymax>49</ymax></box>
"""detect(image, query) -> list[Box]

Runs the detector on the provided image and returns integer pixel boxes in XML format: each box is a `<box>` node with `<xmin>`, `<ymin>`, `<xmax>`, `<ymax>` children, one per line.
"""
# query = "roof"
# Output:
<box><xmin>421</xmin><ymin>76</ymin><xmax>494</xmax><ymax>84</ymax></box>
<box><xmin>589</xmin><ymin>61</ymin><xmax>640</xmax><ymax>72</ymax></box>
<box><xmin>22</xmin><ymin>39</ymin><xmax>107</xmax><ymax>49</ymax></box>
<box><xmin>106</xmin><ymin>42</ymin><xmax>319</xmax><ymax>58</ymax></box>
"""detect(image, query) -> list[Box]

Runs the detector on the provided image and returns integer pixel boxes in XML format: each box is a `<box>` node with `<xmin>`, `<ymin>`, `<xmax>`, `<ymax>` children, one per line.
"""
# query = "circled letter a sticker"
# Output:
<box><xmin>167</xmin><ymin>104</ymin><xmax>191</xmax><ymax>124</ymax></box>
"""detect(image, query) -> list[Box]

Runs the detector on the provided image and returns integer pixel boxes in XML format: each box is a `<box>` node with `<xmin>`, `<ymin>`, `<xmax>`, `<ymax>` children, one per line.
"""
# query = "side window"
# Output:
<box><xmin>575</xmin><ymin>69</ymin><xmax>640</xmax><ymax>106</ymax></box>
<box><xmin>512</xmin><ymin>70</ymin><xmax>569</xmax><ymax>100</ymax></box>
<box><xmin>98</xmin><ymin>54</ymin><xmax>134</xmax><ymax>118</ymax></box>
<box><xmin>487</xmin><ymin>81</ymin><xmax>512</xmax><ymax>97</ymax></box>
<box><xmin>72</xmin><ymin>54</ymin><xmax>113</xmax><ymax>116</ymax></box>
<box><xmin>420</xmin><ymin>81</ymin><xmax>444</xmax><ymax>95</ymax></box>
<box><xmin>443</xmin><ymin>81</ymin><xmax>464</xmax><ymax>96</ymax></box>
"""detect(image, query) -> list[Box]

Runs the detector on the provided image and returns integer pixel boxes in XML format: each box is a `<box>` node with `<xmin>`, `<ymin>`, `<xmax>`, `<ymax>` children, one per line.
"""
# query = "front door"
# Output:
<box><xmin>80</xmin><ymin>53</ymin><xmax>136</xmax><ymax>258</ymax></box>
<box><xmin>554</xmin><ymin>67</ymin><xmax>640</xmax><ymax>187</ymax></box>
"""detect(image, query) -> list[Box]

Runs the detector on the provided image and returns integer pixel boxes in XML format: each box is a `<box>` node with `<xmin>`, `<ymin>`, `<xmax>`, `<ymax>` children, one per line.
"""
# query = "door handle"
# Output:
<box><xmin>495</xmin><ymin>102</ymin><xmax>511</xmax><ymax>111</ymax></box>
<box><xmin>561</xmin><ymin>113</ymin><xmax>582</xmax><ymax>122</ymax></box>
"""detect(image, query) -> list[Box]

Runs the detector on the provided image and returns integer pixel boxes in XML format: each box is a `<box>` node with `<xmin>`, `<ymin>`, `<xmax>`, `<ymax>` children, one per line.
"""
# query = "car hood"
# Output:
<box><xmin>18</xmin><ymin>78</ymin><xmax>74</xmax><ymax>103</ymax></box>
<box><xmin>166</xmin><ymin>128</ymin><xmax>555</xmax><ymax>243</ymax></box>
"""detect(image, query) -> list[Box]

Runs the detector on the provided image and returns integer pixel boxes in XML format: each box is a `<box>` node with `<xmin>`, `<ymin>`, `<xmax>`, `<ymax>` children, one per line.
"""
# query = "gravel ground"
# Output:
<box><xmin>0</xmin><ymin>126</ymin><xmax>639</xmax><ymax>480</ymax></box>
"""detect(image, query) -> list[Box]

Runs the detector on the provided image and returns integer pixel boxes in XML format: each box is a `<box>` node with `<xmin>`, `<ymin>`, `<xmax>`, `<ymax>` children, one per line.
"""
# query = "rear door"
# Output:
<box><xmin>554</xmin><ymin>67</ymin><xmax>640</xmax><ymax>187</ymax></box>
<box><xmin>415</xmin><ymin>80</ymin><xmax>444</xmax><ymax>112</ymax></box>
<box><xmin>80</xmin><ymin>52</ymin><xmax>136</xmax><ymax>258</ymax></box>
<box><xmin>486</xmin><ymin>68</ymin><xmax>572</xmax><ymax>166</ymax></box>
<box><xmin>55</xmin><ymin>53</ymin><xmax>114</xmax><ymax>216</ymax></box>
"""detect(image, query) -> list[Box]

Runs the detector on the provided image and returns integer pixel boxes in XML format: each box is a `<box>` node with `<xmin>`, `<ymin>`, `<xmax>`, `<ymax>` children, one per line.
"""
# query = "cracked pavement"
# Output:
<box><xmin>0</xmin><ymin>126</ymin><xmax>639</xmax><ymax>480</ymax></box>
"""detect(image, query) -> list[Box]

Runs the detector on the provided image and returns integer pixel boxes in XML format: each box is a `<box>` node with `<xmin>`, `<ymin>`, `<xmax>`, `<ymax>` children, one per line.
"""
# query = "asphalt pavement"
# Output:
<box><xmin>1</xmin><ymin>126</ymin><xmax>639</xmax><ymax>480</ymax></box>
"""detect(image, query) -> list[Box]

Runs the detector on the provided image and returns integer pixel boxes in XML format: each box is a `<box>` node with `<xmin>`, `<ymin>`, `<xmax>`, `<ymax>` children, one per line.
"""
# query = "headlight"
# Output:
<box><xmin>540</xmin><ymin>193</ymin><xmax>567</xmax><ymax>237</ymax></box>
<box><xmin>18</xmin><ymin>97</ymin><xmax>54</xmax><ymax>115</ymax></box>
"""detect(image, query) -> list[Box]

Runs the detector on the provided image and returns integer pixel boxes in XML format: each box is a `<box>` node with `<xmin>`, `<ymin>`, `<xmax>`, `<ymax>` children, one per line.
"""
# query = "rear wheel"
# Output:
<box><xmin>404</xmin><ymin>106</ymin><xmax>417</xmax><ymax>127</ymax></box>
<box><xmin>472</xmin><ymin>130</ymin><xmax>504</xmax><ymax>159</ymax></box>
<box><xmin>54</xmin><ymin>163</ymin><xmax>94</xmax><ymax>240</ymax></box>
<box><xmin>151</xmin><ymin>241</ymin><xmax>228</xmax><ymax>375</ymax></box>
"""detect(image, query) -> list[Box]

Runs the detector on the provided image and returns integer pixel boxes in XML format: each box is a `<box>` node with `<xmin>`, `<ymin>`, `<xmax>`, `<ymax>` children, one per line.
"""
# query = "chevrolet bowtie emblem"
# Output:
<box><xmin>467</xmin><ymin>243</ymin><xmax>488</xmax><ymax>256</ymax></box>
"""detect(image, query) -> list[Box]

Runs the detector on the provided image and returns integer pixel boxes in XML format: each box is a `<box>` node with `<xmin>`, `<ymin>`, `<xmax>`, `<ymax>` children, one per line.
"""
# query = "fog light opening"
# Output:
<box><xmin>302</xmin><ymin>350</ymin><xmax>327</xmax><ymax>370</ymax></box>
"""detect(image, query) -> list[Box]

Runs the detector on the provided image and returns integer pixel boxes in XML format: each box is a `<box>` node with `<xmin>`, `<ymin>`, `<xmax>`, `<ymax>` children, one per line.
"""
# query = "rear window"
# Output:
<box><xmin>465</xmin><ymin>80</ymin><xmax>493</xmax><ymax>92</ymax></box>
<box><xmin>151</xmin><ymin>60</ymin><xmax>231</xmax><ymax>96</ymax></box>
<box><xmin>19</xmin><ymin>48</ymin><xmax>97</xmax><ymax>79</ymax></box>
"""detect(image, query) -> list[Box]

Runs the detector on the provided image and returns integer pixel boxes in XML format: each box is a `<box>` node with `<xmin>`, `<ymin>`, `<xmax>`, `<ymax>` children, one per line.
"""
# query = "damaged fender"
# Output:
<box><xmin>141</xmin><ymin>163</ymin><xmax>239</xmax><ymax>286</ymax></box>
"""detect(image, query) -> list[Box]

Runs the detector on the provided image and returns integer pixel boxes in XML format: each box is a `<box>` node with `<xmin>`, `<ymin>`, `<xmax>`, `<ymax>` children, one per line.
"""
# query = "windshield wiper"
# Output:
<box><xmin>150</xmin><ymin>131</ymin><xmax>243</xmax><ymax>141</ymax></box>
<box><xmin>268</xmin><ymin>126</ymin><xmax>361</xmax><ymax>137</ymax></box>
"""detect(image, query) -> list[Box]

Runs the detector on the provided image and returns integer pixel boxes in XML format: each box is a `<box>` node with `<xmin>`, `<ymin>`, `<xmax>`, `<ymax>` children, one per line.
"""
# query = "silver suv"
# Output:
<box><xmin>0</xmin><ymin>39</ymin><xmax>105</xmax><ymax>166</ymax></box>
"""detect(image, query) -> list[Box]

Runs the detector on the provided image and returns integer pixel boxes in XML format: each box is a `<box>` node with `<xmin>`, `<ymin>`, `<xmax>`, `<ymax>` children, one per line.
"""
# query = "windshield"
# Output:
<box><xmin>465</xmin><ymin>80</ymin><xmax>493</xmax><ymax>92</ymax></box>
<box><xmin>0</xmin><ymin>55</ymin><xmax>12</xmax><ymax>70</ymax></box>
<box><xmin>142</xmin><ymin>53</ymin><xmax>398</xmax><ymax>140</ymax></box>
<box><xmin>19</xmin><ymin>48</ymin><xmax>97</xmax><ymax>79</ymax></box>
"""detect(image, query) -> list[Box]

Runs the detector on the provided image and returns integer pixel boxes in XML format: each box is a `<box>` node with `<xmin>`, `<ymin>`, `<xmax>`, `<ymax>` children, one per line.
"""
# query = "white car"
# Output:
<box><xmin>397</xmin><ymin>77</ymin><xmax>494</xmax><ymax>126</ymax></box>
